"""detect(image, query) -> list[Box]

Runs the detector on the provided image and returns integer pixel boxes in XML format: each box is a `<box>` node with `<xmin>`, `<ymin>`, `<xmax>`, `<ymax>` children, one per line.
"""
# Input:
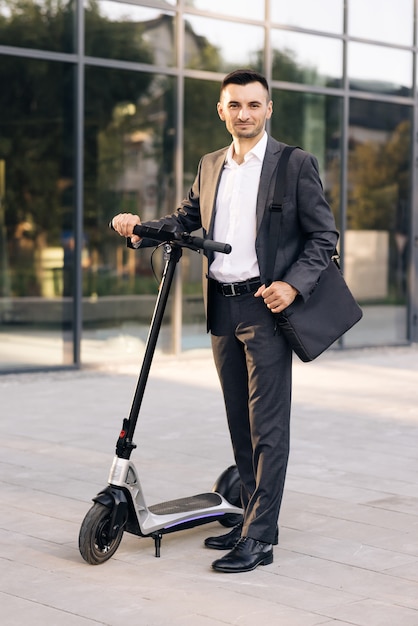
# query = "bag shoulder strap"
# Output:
<box><xmin>265</xmin><ymin>146</ymin><xmax>297</xmax><ymax>286</ymax></box>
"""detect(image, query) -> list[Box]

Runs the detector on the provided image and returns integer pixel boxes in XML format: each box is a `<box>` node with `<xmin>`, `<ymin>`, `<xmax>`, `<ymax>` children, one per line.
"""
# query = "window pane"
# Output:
<box><xmin>348</xmin><ymin>0</ymin><xmax>414</xmax><ymax>46</ymax></box>
<box><xmin>270</xmin><ymin>0</ymin><xmax>343</xmax><ymax>34</ymax></box>
<box><xmin>184</xmin><ymin>0</ymin><xmax>263</xmax><ymax>21</ymax></box>
<box><xmin>184</xmin><ymin>15</ymin><xmax>264</xmax><ymax>73</ymax></box>
<box><xmin>270</xmin><ymin>91</ymin><xmax>342</xmax><ymax>228</ymax></box>
<box><xmin>0</xmin><ymin>58</ymin><xmax>75</xmax><ymax>371</ymax></box>
<box><xmin>85</xmin><ymin>1</ymin><xmax>176</xmax><ymax>66</ymax></box>
<box><xmin>82</xmin><ymin>68</ymin><xmax>176</xmax><ymax>364</ymax></box>
<box><xmin>272</xmin><ymin>30</ymin><xmax>343</xmax><ymax>87</ymax></box>
<box><xmin>348</xmin><ymin>42</ymin><xmax>413</xmax><ymax>96</ymax></box>
<box><xmin>182</xmin><ymin>77</ymin><xmax>231</xmax><ymax>349</ymax></box>
<box><xmin>0</xmin><ymin>0</ymin><xmax>74</xmax><ymax>52</ymax></box>
<box><xmin>345</xmin><ymin>100</ymin><xmax>412</xmax><ymax>346</ymax></box>
<box><xmin>184</xmin><ymin>78</ymin><xmax>229</xmax><ymax>184</ymax></box>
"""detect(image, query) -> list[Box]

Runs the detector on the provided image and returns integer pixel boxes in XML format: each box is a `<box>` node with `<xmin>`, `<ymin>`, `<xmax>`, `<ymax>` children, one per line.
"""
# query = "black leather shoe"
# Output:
<box><xmin>204</xmin><ymin>522</ymin><xmax>242</xmax><ymax>550</ymax></box>
<box><xmin>211</xmin><ymin>537</ymin><xmax>273</xmax><ymax>573</ymax></box>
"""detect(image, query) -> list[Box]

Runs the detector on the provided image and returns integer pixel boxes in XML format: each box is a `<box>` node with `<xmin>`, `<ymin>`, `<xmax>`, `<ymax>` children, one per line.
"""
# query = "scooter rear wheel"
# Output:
<box><xmin>79</xmin><ymin>502</ymin><xmax>124</xmax><ymax>564</ymax></box>
<box><xmin>213</xmin><ymin>465</ymin><xmax>243</xmax><ymax>528</ymax></box>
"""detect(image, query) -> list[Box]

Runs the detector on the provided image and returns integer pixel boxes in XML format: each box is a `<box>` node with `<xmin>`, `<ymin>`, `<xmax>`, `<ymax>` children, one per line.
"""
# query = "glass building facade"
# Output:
<box><xmin>0</xmin><ymin>0</ymin><xmax>417</xmax><ymax>371</ymax></box>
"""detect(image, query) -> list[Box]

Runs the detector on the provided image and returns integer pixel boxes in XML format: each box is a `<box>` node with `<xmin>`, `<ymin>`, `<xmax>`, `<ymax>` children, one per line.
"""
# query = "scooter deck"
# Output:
<box><xmin>149</xmin><ymin>492</ymin><xmax>222</xmax><ymax>515</ymax></box>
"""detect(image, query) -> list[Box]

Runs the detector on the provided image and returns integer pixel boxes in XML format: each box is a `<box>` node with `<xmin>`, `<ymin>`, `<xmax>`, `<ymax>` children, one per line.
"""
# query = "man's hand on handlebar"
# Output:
<box><xmin>112</xmin><ymin>213</ymin><xmax>142</xmax><ymax>245</ymax></box>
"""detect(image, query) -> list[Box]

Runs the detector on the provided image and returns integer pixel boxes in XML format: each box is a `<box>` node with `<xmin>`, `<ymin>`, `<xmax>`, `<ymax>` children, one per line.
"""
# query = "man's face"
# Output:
<box><xmin>217</xmin><ymin>81</ymin><xmax>273</xmax><ymax>141</ymax></box>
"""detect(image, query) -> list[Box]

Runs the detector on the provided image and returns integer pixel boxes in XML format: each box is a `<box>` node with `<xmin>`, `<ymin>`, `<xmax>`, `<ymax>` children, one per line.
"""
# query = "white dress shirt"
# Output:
<box><xmin>209</xmin><ymin>132</ymin><xmax>267</xmax><ymax>283</ymax></box>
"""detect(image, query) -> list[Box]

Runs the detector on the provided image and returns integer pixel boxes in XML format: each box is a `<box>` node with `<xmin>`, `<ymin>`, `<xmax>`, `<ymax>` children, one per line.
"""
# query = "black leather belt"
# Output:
<box><xmin>215</xmin><ymin>277</ymin><xmax>261</xmax><ymax>297</ymax></box>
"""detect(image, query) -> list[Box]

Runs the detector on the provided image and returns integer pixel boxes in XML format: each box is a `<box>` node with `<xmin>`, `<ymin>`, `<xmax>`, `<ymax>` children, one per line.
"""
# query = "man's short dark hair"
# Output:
<box><xmin>220</xmin><ymin>69</ymin><xmax>270</xmax><ymax>97</ymax></box>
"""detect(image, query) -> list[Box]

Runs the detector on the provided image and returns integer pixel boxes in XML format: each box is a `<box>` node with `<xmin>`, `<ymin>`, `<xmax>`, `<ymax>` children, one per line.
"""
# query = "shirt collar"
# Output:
<box><xmin>225</xmin><ymin>131</ymin><xmax>268</xmax><ymax>165</ymax></box>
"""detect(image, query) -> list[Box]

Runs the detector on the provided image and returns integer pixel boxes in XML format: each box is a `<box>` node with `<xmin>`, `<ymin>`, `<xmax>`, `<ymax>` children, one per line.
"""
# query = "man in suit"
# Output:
<box><xmin>112</xmin><ymin>69</ymin><xmax>338</xmax><ymax>573</ymax></box>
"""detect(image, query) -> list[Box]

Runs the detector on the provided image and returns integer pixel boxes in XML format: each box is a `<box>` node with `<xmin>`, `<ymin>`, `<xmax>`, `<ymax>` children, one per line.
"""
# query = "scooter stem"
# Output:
<box><xmin>116</xmin><ymin>243</ymin><xmax>182</xmax><ymax>459</ymax></box>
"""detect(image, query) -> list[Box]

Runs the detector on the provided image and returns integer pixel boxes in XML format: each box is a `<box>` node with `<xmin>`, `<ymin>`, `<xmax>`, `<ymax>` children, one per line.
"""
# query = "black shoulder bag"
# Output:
<box><xmin>266</xmin><ymin>146</ymin><xmax>363</xmax><ymax>362</ymax></box>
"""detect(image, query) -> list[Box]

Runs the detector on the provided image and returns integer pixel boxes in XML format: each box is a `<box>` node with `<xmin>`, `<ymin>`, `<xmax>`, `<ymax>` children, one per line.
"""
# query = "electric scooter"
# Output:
<box><xmin>79</xmin><ymin>224</ymin><xmax>243</xmax><ymax>565</ymax></box>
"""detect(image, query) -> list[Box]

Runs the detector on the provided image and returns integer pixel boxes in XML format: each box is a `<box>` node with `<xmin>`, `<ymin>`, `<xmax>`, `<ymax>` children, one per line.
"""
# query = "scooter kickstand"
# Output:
<box><xmin>152</xmin><ymin>532</ymin><xmax>163</xmax><ymax>557</ymax></box>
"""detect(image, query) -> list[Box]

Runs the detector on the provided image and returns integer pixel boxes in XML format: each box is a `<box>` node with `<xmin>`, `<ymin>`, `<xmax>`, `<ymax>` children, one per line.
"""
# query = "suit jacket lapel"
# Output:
<box><xmin>200</xmin><ymin>149</ymin><xmax>227</xmax><ymax>236</ymax></box>
<box><xmin>256</xmin><ymin>137</ymin><xmax>282</xmax><ymax>231</ymax></box>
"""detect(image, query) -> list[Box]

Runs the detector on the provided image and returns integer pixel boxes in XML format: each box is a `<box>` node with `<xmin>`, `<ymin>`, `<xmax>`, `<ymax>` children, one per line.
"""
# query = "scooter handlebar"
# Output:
<box><xmin>129</xmin><ymin>224</ymin><xmax>231</xmax><ymax>254</ymax></box>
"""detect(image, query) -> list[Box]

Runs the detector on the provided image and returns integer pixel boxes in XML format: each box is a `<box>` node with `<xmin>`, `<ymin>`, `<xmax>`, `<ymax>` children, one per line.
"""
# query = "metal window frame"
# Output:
<box><xmin>0</xmin><ymin>0</ymin><xmax>417</xmax><ymax>371</ymax></box>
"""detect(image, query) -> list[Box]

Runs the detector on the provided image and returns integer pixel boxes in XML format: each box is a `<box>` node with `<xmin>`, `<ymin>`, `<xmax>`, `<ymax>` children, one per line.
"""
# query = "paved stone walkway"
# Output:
<box><xmin>1</xmin><ymin>345</ymin><xmax>418</xmax><ymax>625</ymax></box>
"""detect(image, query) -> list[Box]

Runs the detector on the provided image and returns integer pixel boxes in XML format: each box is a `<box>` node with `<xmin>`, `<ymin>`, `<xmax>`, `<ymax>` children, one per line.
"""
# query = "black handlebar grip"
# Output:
<box><xmin>132</xmin><ymin>224</ymin><xmax>177</xmax><ymax>241</ymax></box>
<box><xmin>189</xmin><ymin>236</ymin><xmax>231</xmax><ymax>254</ymax></box>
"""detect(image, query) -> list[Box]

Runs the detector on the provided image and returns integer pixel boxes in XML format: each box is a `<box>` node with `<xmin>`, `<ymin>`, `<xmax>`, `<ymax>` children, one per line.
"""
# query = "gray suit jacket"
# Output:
<box><xmin>140</xmin><ymin>136</ymin><xmax>338</xmax><ymax>323</ymax></box>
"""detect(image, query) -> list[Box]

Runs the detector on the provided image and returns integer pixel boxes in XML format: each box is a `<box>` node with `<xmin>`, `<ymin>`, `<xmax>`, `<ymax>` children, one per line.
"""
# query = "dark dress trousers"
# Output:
<box><xmin>138</xmin><ymin>137</ymin><xmax>339</xmax><ymax>543</ymax></box>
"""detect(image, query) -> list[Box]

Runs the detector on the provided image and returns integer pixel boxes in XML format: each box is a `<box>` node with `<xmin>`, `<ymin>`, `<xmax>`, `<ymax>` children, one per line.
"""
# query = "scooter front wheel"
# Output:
<box><xmin>79</xmin><ymin>502</ymin><xmax>124</xmax><ymax>564</ymax></box>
